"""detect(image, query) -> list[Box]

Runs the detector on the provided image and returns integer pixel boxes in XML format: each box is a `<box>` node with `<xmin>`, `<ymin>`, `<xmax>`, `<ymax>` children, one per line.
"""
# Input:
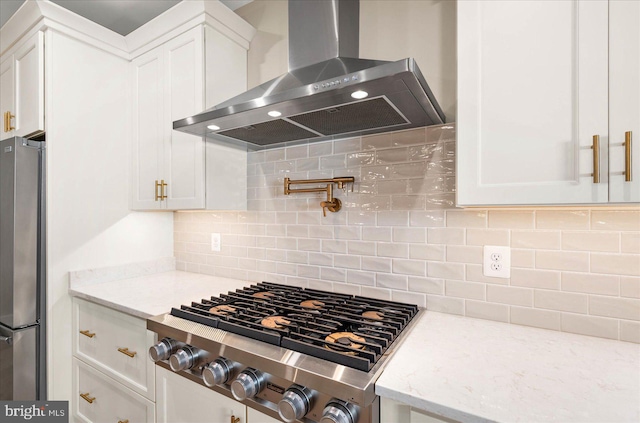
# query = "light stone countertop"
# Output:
<box><xmin>69</xmin><ymin>270</ymin><xmax>249</xmax><ymax>319</ymax></box>
<box><xmin>68</xmin><ymin>270</ymin><xmax>640</xmax><ymax>422</ymax></box>
<box><xmin>376</xmin><ymin>311</ymin><xmax>640</xmax><ymax>423</ymax></box>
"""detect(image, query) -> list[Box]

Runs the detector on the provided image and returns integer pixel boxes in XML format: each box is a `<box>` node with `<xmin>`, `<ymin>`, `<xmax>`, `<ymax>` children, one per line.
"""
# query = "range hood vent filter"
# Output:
<box><xmin>219</xmin><ymin>119</ymin><xmax>320</xmax><ymax>145</ymax></box>
<box><xmin>288</xmin><ymin>97</ymin><xmax>408</xmax><ymax>136</ymax></box>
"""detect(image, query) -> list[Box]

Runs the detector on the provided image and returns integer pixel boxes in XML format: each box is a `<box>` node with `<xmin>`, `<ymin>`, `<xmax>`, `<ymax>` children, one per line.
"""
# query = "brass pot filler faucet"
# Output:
<box><xmin>283</xmin><ymin>177</ymin><xmax>355</xmax><ymax>216</ymax></box>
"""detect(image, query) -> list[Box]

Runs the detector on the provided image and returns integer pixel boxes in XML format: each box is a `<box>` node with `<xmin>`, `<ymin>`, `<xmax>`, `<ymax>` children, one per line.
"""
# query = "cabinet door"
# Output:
<box><xmin>14</xmin><ymin>31</ymin><xmax>44</xmax><ymax>138</ymax></box>
<box><xmin>164</xmin><ymin>27</ymin><xmax>205</xmax><ymax>210</ymax></box>
<box><xmin>380</xmin><ymin>397</ymin><xmax>453</xmax><ymax>423</ymax></box>
<box><xmin>0</xmin><ymin>58</ymin><xmax>15</xmax><ymax>137</ymax></box>
<box><xmin>131</xmin><ymin>46</ymin><xmax>165</xmax><ymax>210</ymax></box>
<box><xmin>457</xmin><ymin>0</ymin><xmax>608</xmax><ymax>205</ymax></box>
<box><xmin>609</xmin><ymin>0</ymin><xmax>640</xmax><ymax>202</ymax></box>
<box><xmin>156</xmin><ymin>366</ymin><xmax>245</xmax><ymax>423</ymax></box>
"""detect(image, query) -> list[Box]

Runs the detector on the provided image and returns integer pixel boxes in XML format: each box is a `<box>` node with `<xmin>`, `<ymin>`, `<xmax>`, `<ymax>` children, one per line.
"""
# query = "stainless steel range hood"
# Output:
<box><xmin>174</xmin><ymin>0</ymin><xmax>445</xmax><ymax>149</ymax></box>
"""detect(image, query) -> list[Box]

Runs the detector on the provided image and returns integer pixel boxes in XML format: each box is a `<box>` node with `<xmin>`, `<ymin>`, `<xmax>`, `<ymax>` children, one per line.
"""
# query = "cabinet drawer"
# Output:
<box><xmin>73</xmin><ymin>357</ymin><xmax>155</xmax><ymax>423</ymax></box>
<box><xmin>73</xmin><ymin>298</ymin><xmax>155</xmax><ymax>400</ymax></box>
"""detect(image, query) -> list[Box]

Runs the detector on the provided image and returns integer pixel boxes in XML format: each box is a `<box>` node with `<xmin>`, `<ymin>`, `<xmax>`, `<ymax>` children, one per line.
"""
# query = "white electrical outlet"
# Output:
<box><xmin>211</xmin><ymin>233</ymin><xmax>221</xmax><ymax>252</ymax></box>
<box><xmin>483</xmin><ymin>245</ymin><xmax>511</xmax><ymax>278</ymax></box>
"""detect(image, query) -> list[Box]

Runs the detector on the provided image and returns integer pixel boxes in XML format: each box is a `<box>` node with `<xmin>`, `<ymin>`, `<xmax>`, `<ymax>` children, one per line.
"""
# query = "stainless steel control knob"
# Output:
<box><xmin>202</xmin><ymin>358</ymin><xmax>233</xmax><ymax>387</ymax></box>
<box><xmin>230</xmin><ymin>368</ymin><xmax>265</xmax><ymax>401</ymax></box>
<box><xmin>278</xmin><ymin>385</ymin><xmax>313</xmax><ymax>423</ymax></box>
<box><xmin>169</xmin><ymin>346</ymin><xmax>203</xmax><ymax>372</ymax></box>
<box><xmin>320</xmin><ymin>400</ymin><xmax>359</xmax><ymax>423</ymax></box>
<box><xmin>149</xmin><ymin>338</ymin><xmax>182</xmax><ymax>362</ymax></box>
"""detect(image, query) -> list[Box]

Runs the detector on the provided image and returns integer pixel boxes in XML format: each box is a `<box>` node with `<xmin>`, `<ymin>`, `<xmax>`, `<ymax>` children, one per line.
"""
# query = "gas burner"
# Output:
<box><xmin>261</xmin><ymin>316</ymin><xmax>291</xmax><ymax>330</ymax></box>
<box><xmin>362</xmin><ymin>311</ymin><xmax>384</xmax><ymax>320</ymax></box>
<box><xmin>324</xmin><ymin>332</ymin><xmax>366</xmax><ymax>355</ymax></box>
<box><xmin>300</xmin><ymin>299</ymin><xmax>325</xmax><ymax>309</ymax></box>
<box><xmin>253</xmin><ymin>291</ymin><xmax>276</xmax><ymax>300</ymax></box>
<box><xmin>209</xmin><ymin>304</ymin><xmax>236</xmax><ymax>316</ymax></box>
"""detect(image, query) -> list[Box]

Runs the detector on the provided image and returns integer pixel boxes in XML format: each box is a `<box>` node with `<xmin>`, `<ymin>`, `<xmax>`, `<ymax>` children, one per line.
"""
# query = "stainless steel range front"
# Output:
<box><xmin>147</xmin><ymin>282</ymin><xmax>419</xmax><ymax>423</ymax></box>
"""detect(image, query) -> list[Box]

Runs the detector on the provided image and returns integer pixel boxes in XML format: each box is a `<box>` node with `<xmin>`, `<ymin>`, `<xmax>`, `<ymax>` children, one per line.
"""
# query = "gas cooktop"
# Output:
<box><xmin>169</xmin><ymin>282</ymin><xmax>419</xmax><ymax>372</ymax></box>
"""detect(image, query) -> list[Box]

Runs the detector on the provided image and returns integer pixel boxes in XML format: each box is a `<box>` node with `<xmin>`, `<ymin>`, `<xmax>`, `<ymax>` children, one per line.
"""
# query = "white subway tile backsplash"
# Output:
<box><xmin>427</xmin><ymin>228</ymin><xmax>465</xmax><ymax>245</ymax></box>
<box><xmin>561</xmin><ymin>313</ymin><xmax>618</xmax><ymax>340</ymax></box>
<box><xmin>562</xmin><ymin>231</ymin><xmax>620</xmax><ymax>252</ymax></box>
<box><xmin>175</xmin><ymin>124</ymin><xmax>640</xmax><ymax>343</ymax></box>
<box><xmin>361</xmin><ymin>257</ymin><xmax>392</xmax><ymax>273</ymax></box>
<box><xmin>591</xmin><ymin>254</ymin><xmax>640</xmax><ymax>276</ymax></box>
<box><xmin>511</xmin><ymin>268</ymin><xmax>561</xmax><ymax>290</ymax></box>
<box><xmin>465</xmin><ymin>301</ymin><xmax>509</xmax><ymax>323</ymax></box>
<box><xmin>393</xmin><ymin>227</ymin><xmax>426</xmax><ymax>243</ymax></box>
<box><xmin>511</xmin><ymin>230</ymin><xmax>561</xmax><ymax>250</ymax></box>
<box><xmin>620</xmin><ymin>277</ymin><xmax>640</xmax><ymax>299</ymax></box>
<box><xmin>445</xmin><ymin>280</ymin><xmax>486</xmax><ymax>300</ymax></box>
<box><xmin>488</xmin><ymin>211</ymin><xmax>535</xmax><ymax>229</ymax></box>
<box><xmin>510</xmin><ymin>306</ymin><xmax>561</xmax><ymax>331</ymax></box>
<box><xmin>466</xmin><ymin>229</ymin><xmax>509</xmax><ymax>246</ymax></box>
<box><xmin>446</xmin><ymin>210</ymin><xmax>487</xmax><ymax>228</ymax></box>
<box><xmin>377</xmin><ymin>273</ymin><xmax>408</xmax><ymax>290</ymax></box>
<box><xmin>536</xmin><ymin>210</ymin><xmax>590</xmax><ymax>230</ymax></box>
<box><xmin>591</xmin><ymin>210</ymin><xmax>640</xmax><ymax>231</ymax></box>
<box><xmin>392</xmin><ymin>259</ymin><xmax>426</xmax><ymax>276</ymax></box>
<box><xmin>620</xmin><ymin>321</ymin><xmax>640</xmax><ymax>343</ymax></box>
<box><xmin>590</xmin><ymin>296</ymin><xmax>640</xmax><ymax>321</ymax></box>
<box><xmin>408</xmin><ymin>277</ymin><xmax>445</xmax><ymax>295</ymax></box>
<box><xmin>561</xmin><ymin>272</ymin><xmax>619</xmax><ymax>296</ymax></box>
<box><xmin>536</xmin><ymin>251</ymin><xmax>589</xmax><ymax>272</ymax></box>
<box><xmin>487</xmin><ymin>285</ymin><xmax>533</xmax><ymax>307</ymax></box>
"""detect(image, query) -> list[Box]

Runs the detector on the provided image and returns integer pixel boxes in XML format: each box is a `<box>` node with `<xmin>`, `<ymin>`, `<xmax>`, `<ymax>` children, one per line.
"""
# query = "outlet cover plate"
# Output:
<box><xmin>483</xmin><ymin>245</ymin><xmax>511</xmax><ymax>278</ymax></box>
<box><xmin>211</xmin><ymin>233</ymin><xmax>221</xmax><ymax>252</ymax></box>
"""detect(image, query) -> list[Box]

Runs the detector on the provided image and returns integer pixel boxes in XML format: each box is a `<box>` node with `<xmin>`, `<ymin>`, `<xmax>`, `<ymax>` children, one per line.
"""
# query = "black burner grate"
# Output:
<box><xmin>170</xmin><ymin>282</ymin><xmax>418</xmax><ymax>372</ymax></box>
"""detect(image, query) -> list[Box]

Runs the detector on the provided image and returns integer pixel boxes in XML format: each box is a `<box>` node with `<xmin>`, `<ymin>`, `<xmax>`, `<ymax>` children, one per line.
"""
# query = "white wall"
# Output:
<box><xmin>237</xmin><ymin>0</ymin><xmax>457</xmax><ymax>120</ymax></box>
<box><xmin>45</xmin><ymin>30</ymin><xmax>173</xmax><ymax>400</ymax></box>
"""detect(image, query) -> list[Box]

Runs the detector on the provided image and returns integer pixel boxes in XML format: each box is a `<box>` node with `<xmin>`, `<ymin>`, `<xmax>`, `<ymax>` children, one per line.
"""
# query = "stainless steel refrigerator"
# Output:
<box><xmin>0</xmin><ymin>136</ymin><xmax>46</xmax><ymax>400</ymax></box>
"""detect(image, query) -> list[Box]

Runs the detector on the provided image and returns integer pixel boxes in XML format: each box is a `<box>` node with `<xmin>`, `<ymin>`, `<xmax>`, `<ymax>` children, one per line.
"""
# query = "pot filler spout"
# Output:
<box><xmin>173</xmin><ymin>0</ymin><xmax>445</xmax><ymax>149</ymax></box>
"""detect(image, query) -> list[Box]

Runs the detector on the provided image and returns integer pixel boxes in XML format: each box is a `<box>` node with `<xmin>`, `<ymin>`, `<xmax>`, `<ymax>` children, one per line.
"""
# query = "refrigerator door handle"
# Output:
<box><xmin>0</xmin><ymin>335</ymin><xmax>12</xmax><ymax>345</ymax></box>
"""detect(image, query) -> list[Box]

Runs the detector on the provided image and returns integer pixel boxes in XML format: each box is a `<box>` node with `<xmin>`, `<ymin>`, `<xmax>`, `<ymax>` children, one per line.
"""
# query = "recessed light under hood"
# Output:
<box><xmin>173</xmin><ymin>0</ymin><xmax>446</xmax><ymax>149</ymax></box>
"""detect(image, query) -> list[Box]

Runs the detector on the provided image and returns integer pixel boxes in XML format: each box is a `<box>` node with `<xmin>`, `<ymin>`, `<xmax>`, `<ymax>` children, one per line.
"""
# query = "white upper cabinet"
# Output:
<box><xmin>131</xmin><ymin>27</ymin><xmax>205</xmax><ymax>210</ymax></box>
<box><xmin>131</xmin><ymin>24</ymin><xmax>249</xmax><ymax>211</ymax></box>
<box><xmin>456</xmin><ymin>0</ymin><xmax>637</xmax><ymax>206</ymax></box>
<box><xmin>609</xmin><ymin>0</ymin><xmax>640</xmax><ymax>202</ymax></box>
<box><xmin>0</xmin><ymin>31</ymin><xmax>45</xmax><ymax>138</ymax></box>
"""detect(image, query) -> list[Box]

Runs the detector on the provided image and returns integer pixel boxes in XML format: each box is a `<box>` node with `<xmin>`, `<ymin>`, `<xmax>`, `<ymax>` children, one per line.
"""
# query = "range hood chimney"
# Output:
<box><xmin>174</xmin><ymin>0</ymin><xmax>445</xmax><ymax>149</ymax></box>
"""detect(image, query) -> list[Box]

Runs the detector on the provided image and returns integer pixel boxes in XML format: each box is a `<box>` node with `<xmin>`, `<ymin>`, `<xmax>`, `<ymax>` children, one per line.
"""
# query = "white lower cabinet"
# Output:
<box><xmin>381</xmin><ymin>397</ymin><xmax>454</xmax><ymax>423</ymax></box>
<box><xmin>156</xmin><ymin>366</ymin><xmax>281</xmax><ymax>423</ymax></box>
<box><xmin>73</xmin><ymin>357</ymin><xmax>155</xmax><ymax>423</ymax></box>
<box><xmin>72</xmin><ymin>298</ymin><xmax>156</xmax><ymax>422</ymax></box>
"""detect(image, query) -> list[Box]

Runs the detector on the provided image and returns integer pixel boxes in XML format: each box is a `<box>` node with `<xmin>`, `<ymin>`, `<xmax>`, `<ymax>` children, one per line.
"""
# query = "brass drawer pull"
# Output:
<box><xmin>625</xmin><ymin>131</ymin><xmax>632</xmax><ymax>182</ymax></box>
<box><xmin>80</xmin><ymin>392</ymin><xmax>95</xmax><ymax>404</ymax></box>
<box><xmin>79</xmin><ymin>330</ymin><xmax>95</xmax><ymax>338</ymax></box>
<box><xmin>591</xmin><ymin>135</ymin><xmax>600</xmax><ymax>183</ymax></box>
<box><xmin>117</xmin><ymin>347</ymin><xmax>137</xmax><ymax>358</ymax></box>
<box><xmin>231</xmin><ymin>416</ymin><xmax>240</xmax><ymax>423</ymax></box>
<box><xmin>118</xmin><ymin>420</ymin><xmax>129</xmax><ymax>423</ymax></box>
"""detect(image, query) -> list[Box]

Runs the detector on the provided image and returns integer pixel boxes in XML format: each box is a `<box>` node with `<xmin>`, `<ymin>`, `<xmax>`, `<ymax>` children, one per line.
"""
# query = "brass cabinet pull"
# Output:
<box><xmin>3</xmin><ymin>111</ymin><xmax>15</xmax><ymax>132</ymax></box>
<box><xmin>161</xmin><ymin>179</ymin><xmax>168</xmax><ymax>200</ymax></box>
<box><xmin>231</xmin><ymin>416</ymin><xmax>240</xmax><ymax>423</ymax></box>
<box><xmin>118</xmin><ymin>420</ymin><xmax>129</xmax><ymax>423</ymax></box>
<box><xmin>591</xmin><ymin>135</ymin><xmax>600</xmax><ymax>183</ymax></box>
<box><xmin>625</xmin><ymin>131</ymin><xmax>632</xmax><ymax>182</ymax></box>
<box><xmin>79</xmin><ymin>330</ymin><xmax>95</xmax><ymax>338</ymax></box>
<box><xmin>155</xmin><ymin>180</ymin><xmax>161</xmax><ymax>201</ymax></box>
<box><xmin>80</xmin><ymin>392</ymin><xmax>95</xmax><ymax>404</ymax></box>
<box><xmin>117</xmin><ymin>347</ymin><xmax>136</xmax><ymax>358</ymax></box>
